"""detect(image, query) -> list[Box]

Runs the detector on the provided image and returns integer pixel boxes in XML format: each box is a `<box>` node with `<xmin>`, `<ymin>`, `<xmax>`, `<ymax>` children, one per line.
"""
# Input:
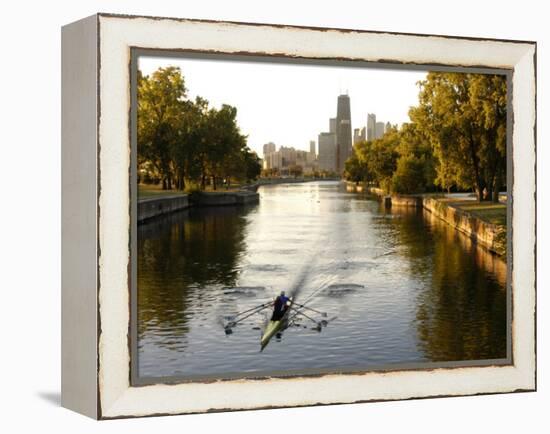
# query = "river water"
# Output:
<box><xmin>137</xmin><ymin>181</ymin><xmax>507</xmax><ymax>381</ymax></box>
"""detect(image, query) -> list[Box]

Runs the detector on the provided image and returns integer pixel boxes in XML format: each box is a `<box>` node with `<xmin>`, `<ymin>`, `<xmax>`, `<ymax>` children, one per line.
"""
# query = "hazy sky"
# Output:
<box><xmin>139</xmin><ymin>56</ymin><xmax>428</xmax><ymax>156</ymax></box>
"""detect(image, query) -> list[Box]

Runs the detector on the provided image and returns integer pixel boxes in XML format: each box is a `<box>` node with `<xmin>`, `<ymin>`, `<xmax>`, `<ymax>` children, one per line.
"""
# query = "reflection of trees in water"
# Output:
<box><xmin>137</xmin><ymin>206</ymin><xmax>250</xmax><ymax>346</ymax></box>
<box><xmin>388</xmin><ymin>205</ymin><xmax>507</xmax><ymax>361</ymax></box>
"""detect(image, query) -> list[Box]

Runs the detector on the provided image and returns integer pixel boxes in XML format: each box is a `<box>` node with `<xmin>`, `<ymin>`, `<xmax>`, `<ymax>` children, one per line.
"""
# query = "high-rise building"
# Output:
<box><xmin>353</xmin><ymin>127</ymin><xmax>366</xmax><ymax>145</ymax></box>
<box><xmin>367</xmin><ymin>113</ymin><xmax>376</xmax><ymax>141</ymax></box>
<box><xmin>308</xmin><ymin>140</ymin><xmax>316</xmax><ymax>164</ymax></box>
<box><xmin>375</xmin><ymin>122</ymin><xmax>385</xmax><ymax>139</ymax></box>
<box><xmin>336</xmin><ymin>94</ymin><xmax>352</xmax><ymax>174</ymax></box>
<box><xmin>309</xmin><ymin>140</ymin><xmax>316</xmax><ymax>155</ymax></box>
<box><xmin>329</xmin><ymin>118</ymin><xmax>337</xmax><ymax>134</ymax></box>
<box><xmin>263</xmin><ymin>142</ymin><xmax>276</xmax><ymax>157</ymax></box>
<box><xmin>386</xmin><ymin>121</ymin><xmax>392</xmax><ymax>132</ymax></box>
<box><xmin>318</xmin><ymin>132</ymin><xmax>337</xmax><ymax>173</ymax></box>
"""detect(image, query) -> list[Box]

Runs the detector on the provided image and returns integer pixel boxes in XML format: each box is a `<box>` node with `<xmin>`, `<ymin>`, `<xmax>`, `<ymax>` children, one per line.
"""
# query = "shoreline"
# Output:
<box><xmin>138</xmin><ymin>178</ymin><xmax>339</xmax><ymax>223</ymax></box>
<box><xmin>138</xmin><ymin>190</ymin><xmax>259</xmax><ymax>223</ymax></box>
<box><xmin>346</xmin><ymin>182</ymin><xmax>506</xmax><ymax>258</ymax></box>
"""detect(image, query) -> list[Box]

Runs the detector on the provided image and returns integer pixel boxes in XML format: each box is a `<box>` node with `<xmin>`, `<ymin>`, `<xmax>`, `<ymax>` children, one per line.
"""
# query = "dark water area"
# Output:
<box><xmin>137</xmin><ymin>181</ymin><xmax>507</xmax><ymax>380</ymax></box>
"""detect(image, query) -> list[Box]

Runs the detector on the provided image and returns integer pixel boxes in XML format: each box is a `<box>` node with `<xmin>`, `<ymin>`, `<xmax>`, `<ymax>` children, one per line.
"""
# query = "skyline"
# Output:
<box><xmin>138</xmin><ymin>56</ymin><xmax>427</xmax><ymax>156</ymax></box>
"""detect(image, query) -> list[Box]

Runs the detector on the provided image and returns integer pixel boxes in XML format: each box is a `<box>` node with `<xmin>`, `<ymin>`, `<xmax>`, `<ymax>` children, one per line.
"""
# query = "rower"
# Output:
<box><xmin>271</xmin><ymin>291</ymin><xmax>290</xmax><ymax>321</ymax></box>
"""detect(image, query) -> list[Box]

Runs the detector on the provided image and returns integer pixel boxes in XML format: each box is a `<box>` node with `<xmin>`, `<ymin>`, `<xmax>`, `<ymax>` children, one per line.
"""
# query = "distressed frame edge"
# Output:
<box><xmin>61</xmin><ymin>13</ymin><xmax>100</xmax><ymax>420</ymax></box>
<box><xmin>94</xmin><ymin>14</ymin><xmax>536</xmax><ymax>419</ymax></box>
<box><xmin>128</xmin><ymin>48</ymin><xmax>515</xmax><ymax>387</ymax></box>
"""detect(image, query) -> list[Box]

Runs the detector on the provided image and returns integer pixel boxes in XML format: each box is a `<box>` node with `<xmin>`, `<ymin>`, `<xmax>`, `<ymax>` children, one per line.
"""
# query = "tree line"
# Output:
<box><xmin>344</xmin><ymin>72</ymin><xmax>507</xmax><ymax>202</ymax></box>
<box><xmin>138</xmin><ymin>66</ymin><xmax>261</xmax><ymax>191</ymax></box>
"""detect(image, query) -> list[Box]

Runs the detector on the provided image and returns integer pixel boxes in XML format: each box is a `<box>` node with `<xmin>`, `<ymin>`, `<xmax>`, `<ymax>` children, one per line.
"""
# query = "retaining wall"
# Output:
<box><xmin>346</xmin><ymin>181</ymin><xmax>505</xmax><ymax>256</ymax></box>
<box><xmin>138</xmin><ymin>191</ymin><xmax>260</xmax><ymax>223</ymax></box>
<box><xmin>138</xmin><ymin>195</ymin><xmax>190</xmax><ymax>223</ymax></box>
<box><xmin>191</xmin><ymin>191</ymin><xmax>260</xmax><ymax>206</ymax></box>
<box><xmin>422</xmin><ymin>197</ymin><xmax>506</xmax><ymax>256</ymax></box>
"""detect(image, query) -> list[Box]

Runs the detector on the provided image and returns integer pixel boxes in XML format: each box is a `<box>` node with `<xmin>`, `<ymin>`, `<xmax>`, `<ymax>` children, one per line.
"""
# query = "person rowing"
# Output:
<box><xmin>271</xmin><ymin>291</ymin><xmax>291</xmax><ymax>321</ymax></box>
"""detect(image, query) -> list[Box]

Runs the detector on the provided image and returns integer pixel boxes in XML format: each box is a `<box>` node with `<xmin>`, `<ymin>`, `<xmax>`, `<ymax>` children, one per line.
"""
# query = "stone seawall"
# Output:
<box><xmin>345</xmin><ymin>182</ymin><xmax>505</xmax><ymax>256</ymax></box>
<box><xmin>191</xmin><ymin>191</ymin><xmax>260</xmax><ymax>206</ymax></box>
<box><xmin>391</xmin><ymin>195</ymin><xmax>423</xmax><ymax>207</ymax></box>
<box><xmin>138</xmin><ymin>191</ymin><xmax>260</xmax><ymax>223</ymax></box>
<box><xmin>422</xmin><ymin>197</ymin><xmax>506</xmax><ymax>256</ymax></box>
<box><xmin>138</xmin><ymin>195</ymin><xmax>190</xmax><ymax>223</ymax></box>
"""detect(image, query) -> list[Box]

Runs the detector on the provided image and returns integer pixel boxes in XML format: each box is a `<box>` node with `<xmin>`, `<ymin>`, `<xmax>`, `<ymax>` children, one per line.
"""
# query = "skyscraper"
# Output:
<box><xmin>329</xmin><ymin>118</ymin><xmax>337</xmax><ymax>134</ymax></box>
<box><xmin>367</xmin><ymin>113</ymin><xmax>376</xmax><ymax>141</ymax></box>
<box><xmin>263</xmin><ymin>142</ymin><xmax>276</xmax><ymax>157</ymax></box>
<box><xmin>336</xmin><ymin>94</ymin><xmax>352</xmax><ymax>174</ymax></box>
<box><xmin>309</xmin><ymin>140</ymin><xmax>316</xmax><ymax>155</ymax></box>
<box><xmin>375</xmin><ymin>122</ymin><xmax>385</xmax><ymax>139</ymax></box>
<box><xmin>318</xmin><ymin>132</ymin><xmax>337</xmax><ymax>173</ymax></box>
<box><xmin>353</xmin><ymin>127</ymin><xmax>366</xmax><ymax>145</ymax></box>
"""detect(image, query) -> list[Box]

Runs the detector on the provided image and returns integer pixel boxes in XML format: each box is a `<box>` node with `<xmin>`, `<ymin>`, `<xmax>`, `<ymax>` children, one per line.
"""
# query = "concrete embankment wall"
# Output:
<box><xmin>138</xmin><ymin>195</ymin><xmax>190</xmax><ymax>223</ymax></box>
<box><xmin>138</xmin><ymin>191</ymin><xmax>259</xmax><ymax>223</ymax></box>
<box><xmin>191</xmin><ymin>191</ymin><xmax>260</xmax><ymax>206</ymax></box>
<box><xmin>422</xmin><ymin>197</ymin><xmax>505</xmax><ymax>256</ymax></box>
<box><xmin>346</xmin><ymin>182</ymin><xmax>505</xmax><ymax>256</ymax></box>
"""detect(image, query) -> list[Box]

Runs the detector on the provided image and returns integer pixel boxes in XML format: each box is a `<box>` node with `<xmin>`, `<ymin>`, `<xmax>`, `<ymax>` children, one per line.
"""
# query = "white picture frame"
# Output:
<box><xmin>61</xmin><ymin>13</ymin><xmax>536</xmax><ymax>419</ymax></box>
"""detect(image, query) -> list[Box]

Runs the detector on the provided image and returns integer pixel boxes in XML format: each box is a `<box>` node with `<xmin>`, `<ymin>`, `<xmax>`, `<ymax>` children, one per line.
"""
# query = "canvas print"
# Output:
<box><xmin>134</xmin><ymin>55</ymin><xmax>508</xmax><ymax>383</ymax></box>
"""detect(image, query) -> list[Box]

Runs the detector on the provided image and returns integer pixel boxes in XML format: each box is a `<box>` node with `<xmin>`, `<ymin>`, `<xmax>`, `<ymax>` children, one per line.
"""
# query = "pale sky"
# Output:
<box><xmin>139</xmin><ymin>56</ymin><xmax>428</xmax><ymax>156</ymax></box>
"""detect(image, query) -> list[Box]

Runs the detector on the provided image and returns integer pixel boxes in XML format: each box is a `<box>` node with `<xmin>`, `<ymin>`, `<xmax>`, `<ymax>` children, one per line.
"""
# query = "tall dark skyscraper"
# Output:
<box><xmin>336</xmin><ymin>94</ymin><xmax>352</xmax><ymax>174</ymax></box>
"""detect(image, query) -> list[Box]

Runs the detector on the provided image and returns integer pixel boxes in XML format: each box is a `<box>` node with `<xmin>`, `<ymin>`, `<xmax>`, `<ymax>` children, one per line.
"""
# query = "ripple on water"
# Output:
<box><xmin>137</xmin><ymin>181</ymin><xmax>507</xmax><ymax>379</ymax></box>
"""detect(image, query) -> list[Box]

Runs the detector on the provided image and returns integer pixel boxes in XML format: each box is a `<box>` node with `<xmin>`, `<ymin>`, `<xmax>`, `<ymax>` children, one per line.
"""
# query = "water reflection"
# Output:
<box><xmin>137</xmin><ymin>182</ymin><xmax>507</xmax><ymax>379</ymax></box>
<box><xmin>387</xmin><ymin>206</ymin><xmax>507</xmax><ymax>361</ymax></box>
<box><xmin>137</xmin><ymin>206</ymin><xmax>251</xmax><ymax>352</ymax></box>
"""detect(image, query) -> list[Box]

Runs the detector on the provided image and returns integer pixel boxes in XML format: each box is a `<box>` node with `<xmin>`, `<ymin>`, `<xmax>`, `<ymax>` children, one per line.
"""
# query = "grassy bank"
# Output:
<box><xmin>138</xmin><ymin>183</ymin><xmax>244</xmax><ymax>199</ymax></box>
<box><xmin>438</xmin><ymin>199</ymin><xmax>506</xmax><ymax>226</ymax></box>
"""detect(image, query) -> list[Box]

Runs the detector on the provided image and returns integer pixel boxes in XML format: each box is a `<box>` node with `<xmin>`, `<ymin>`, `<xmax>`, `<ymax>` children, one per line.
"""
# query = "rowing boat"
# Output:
<box><xmin>260</xmin><ymin>297</ymin><xmax>293</xmax><ymax>351</ymax></box>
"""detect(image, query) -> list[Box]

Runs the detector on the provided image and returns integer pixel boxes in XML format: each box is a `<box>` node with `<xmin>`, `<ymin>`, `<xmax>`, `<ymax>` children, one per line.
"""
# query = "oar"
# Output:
<box><xmin>225</xmin><ymin>304</ymin><xmax>271</xmax><ymax>329</ymax></box>
<box><xmin>292</xmin><ymin>302</ymin><xmax>327</xmax><ymax>317</ymax></box>
<box><xmin>230</xmin><ymin>302</ymin><xmax>271</xmax><ymax>320</ymax></box>
<box><xmin>289</xmin><ymin>307</ymin><xmax>323</xmax><ymax>330</ymax></box>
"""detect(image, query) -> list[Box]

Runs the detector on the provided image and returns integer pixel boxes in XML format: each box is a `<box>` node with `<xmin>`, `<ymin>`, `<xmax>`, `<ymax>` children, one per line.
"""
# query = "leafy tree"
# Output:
<box><xmin>410</xmin><ymin>72</ymin><xmax>506</xmax><ymax>201</ymax></box>
<box><xmin>138</xmin><ymin>67</ymin><xmax>256</xmax><ymax>192</ymax></box>
<box><xmin>243</xmin><ymin>149</ymin><xmax>262</xmax><ymax>181</ymax></box>
<box><xmin>343</xmin><ymin>152</ymin><xmax>363</xmax><ymax>183</ymax></box>
<box><xmin>344</xmin><ymin>144</ymin><xmax>371</xmax><ymax>183</ymax></box>
<box><xmin>391</xmin><ymin>156</ymin><xmax>427</xmax><ymax>194</ymax></box>
<box><xmin>367</xmin><ymin>129</ymin><xmax>400</xmax><ymax>192</ymax></box>
<box><xmin>138</xmin><ymin>67</ymin><xmax>187</xmax><ymax>190</ymax></box>
<box><xmin>393</xmin><ymin>122</ymin><xmax>436</xmax><ymax>193</ymax></box>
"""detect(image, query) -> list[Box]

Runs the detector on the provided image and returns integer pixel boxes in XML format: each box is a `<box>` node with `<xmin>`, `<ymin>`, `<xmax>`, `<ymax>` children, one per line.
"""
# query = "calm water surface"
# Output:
<box><xmin>137</xmin><ymin>181</ymin><xmax>507</xmax><ymax>380</ymax></box>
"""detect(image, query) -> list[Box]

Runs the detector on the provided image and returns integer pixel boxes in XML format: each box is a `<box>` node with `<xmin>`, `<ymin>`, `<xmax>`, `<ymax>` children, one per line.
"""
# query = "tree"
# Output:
<box><xmin>138</xmin><ymin>66</ymin><xmax>257</xmax><ymax>192</ymax></box>
<box><xmin>344</xmin><ymin>152</ymin><xmax>363</xmax><ymax>183</ymax></box>
<box><xmin>391</xmin><ymin>156</ymin><xmax>427</xmax><ymax>194</ymax></box>
<box><xmin>410</xmin><ymin>72</ymin><xmax>507</xmax><ymax>201</ymax></box>
<box><xmin>138</xmin><ymin>67</ymin><xmax>187</xmax><ymax>190</ymax></box>
<box><xmin>289</xmin><ymin>165</ymin><xmax>303</xmax><ymax>178</ymax></box>
<box><xmin>392</xmin><ymin>122</ymin><xmax>436</xmax><ymax>194</ymax></box>
<box><xmin>367</xmin><ymin>130</ymin><xmax>400</xmax><ymax>193</ymax></box>
<box><xmin>243</xmin><ymin>149</ymin><xmax>262</xmax><ymax>182</ymax></box>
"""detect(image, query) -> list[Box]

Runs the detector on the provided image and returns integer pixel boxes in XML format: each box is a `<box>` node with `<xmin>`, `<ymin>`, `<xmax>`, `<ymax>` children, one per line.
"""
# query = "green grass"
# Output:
<box><xmin>138</xmin><ymin>183</ymin><xmax>246</xmax><ymax>199</ymax></box>
<box><xmin>446</xmin><ymin>200</ymin><xmax>507</xmax><ymax>226</ymax></box>
<box><xmin>138</xmin><ymin>184</ymin><xmax>187</xmax><ymax>199</ymax></box>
